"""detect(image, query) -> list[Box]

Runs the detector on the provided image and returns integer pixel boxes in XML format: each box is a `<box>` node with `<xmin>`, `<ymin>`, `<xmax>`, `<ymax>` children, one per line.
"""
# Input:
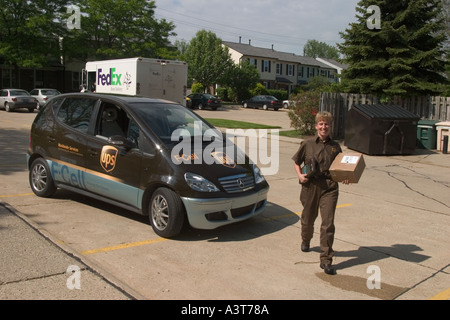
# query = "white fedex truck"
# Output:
<box><xmin>83</xmin><ymin>57</ymin><xmax>188</xmax><ymax>106</ymax></box>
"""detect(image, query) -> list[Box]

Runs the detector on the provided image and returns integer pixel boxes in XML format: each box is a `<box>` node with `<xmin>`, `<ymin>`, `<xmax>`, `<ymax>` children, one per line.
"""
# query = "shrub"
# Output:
<box><xmin>288</xmin><ymin>90</ymin><xmax>320</xmax><ymax>136</ymax></box>
<box><xmin>191</xmin><ymin>82</ymin><xmax>204</xmax><ymax>93</ymax></box>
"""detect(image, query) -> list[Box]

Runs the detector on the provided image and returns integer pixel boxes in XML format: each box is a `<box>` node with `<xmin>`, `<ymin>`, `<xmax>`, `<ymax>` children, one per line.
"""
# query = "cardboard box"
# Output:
<box><xmin>329</xmin><ymin>153</ymin><xmax>366</xmax><ymax>183</ymax></box>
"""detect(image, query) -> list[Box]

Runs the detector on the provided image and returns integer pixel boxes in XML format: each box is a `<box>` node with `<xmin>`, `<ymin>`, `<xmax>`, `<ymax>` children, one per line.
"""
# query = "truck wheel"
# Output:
<box><xmin>149</xmin><ymin>188</ymin><xmax>185</xmax><ymax>238</ymax></box>
<box><xmin>29</xmin><ymin>158</ymin><xmax>57</xmax><ymax>198</ymax></box>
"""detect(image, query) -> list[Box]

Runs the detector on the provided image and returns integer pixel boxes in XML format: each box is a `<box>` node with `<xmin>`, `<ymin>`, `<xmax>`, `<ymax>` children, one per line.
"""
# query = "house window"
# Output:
<box><xmin>276</xmin><ymin>63</ymin><xmax>282</xmax><ymax>75</ymax></box>
<box><xmin>286</xmin><ymin>64</ymin><xmax>294</xmax><ymax>76</ymax></box>
<box><xmin>248</xmin><ymin>58</ymin><xmax>258</xmax><ymax>68</ymax></box>
<box><xmin>261</xmin><ymin>60</ymin><xmax>271</xmax><ymax>73</ymax></box>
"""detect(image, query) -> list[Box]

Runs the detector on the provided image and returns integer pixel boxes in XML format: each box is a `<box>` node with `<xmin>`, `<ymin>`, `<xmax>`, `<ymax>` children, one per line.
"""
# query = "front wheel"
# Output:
<box><xmin>149</xmin><ymin>188</ymin><xmax>185</xmax><ymax>238</ymax></box>
<box><xmin>29</xmin><ymin>158</ymin><xmax>57</xmax><ymax>197</ymax></box>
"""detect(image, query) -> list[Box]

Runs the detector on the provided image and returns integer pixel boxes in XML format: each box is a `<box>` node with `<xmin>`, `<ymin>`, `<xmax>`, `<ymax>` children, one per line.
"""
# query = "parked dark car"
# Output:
<box><xmin>187</xmin><ymin>93</ymin><xmax>221</xmax><ymax>110</ymax></box>
<box><xmin>242</xmin><ymin>95</ymin><xmax>282</xmax><ymax>111</ymax></box>
<box><xmin>28</xmin><ymin>93</ymin><xmax>269</xmax><ymax>238</ymax></box>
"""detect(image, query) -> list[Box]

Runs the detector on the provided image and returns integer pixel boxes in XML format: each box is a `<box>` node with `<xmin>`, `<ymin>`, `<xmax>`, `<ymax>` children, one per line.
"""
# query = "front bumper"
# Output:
<box><xmin>181</xmin><ymin>186</ymin><xmax>269</xmax><ymax>230</ymax></box>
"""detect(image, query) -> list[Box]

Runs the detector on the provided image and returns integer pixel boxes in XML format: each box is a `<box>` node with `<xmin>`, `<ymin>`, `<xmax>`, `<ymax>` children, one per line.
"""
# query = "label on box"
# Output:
<box><xmin>341</xmin><ymin>156</ymin><xmax>359</xmax><ymax>164</ymax></box>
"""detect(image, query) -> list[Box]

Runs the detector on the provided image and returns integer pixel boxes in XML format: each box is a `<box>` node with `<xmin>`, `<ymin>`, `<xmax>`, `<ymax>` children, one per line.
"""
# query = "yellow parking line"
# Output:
<box><xmin>81</xmin><ymin>238</ymin><xmax>168</xmax><ymax>255</ymax></box>
<box><xmin>0</xmin><ymin>193</ymin><xmax>34</xmax><ymax>198</ymax></box>
<box><xmin>430</xmin><ymin>288</ymin><xmax>450</xmax><ymax>300</ymax></box>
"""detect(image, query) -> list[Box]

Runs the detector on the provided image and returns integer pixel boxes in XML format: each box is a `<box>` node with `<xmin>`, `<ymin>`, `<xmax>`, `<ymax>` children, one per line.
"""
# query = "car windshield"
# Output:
<box><xmin>41</xmin><ymin>89</ymin><xmax>60</xmax><ymax>95</ymax></box>
<box><xmin>11</xmin><ymin>90</ymin><xmax>29</xmax><ymax>96</ymax></box>
<box><xmin>130</xmin><ymin>102</ymin><xmax>222</xmax><ymax>148</ymax></box>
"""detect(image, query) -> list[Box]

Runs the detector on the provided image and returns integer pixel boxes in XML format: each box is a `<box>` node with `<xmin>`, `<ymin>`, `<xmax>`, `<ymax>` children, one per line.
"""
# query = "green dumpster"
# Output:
<box><xmin>417</xmin><ymin>120</ymin><xmax>438</xmax><ymax>149</ymax></box>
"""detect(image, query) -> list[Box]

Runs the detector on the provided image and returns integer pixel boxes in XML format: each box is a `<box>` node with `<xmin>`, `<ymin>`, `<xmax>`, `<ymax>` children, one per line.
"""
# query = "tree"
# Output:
<box><xmin>221</xmin><ymin>60</ymin><xmax>260</xmax><ymax>102</ymax></box>
<box><xmin>64</xmin><ymin>0</ymin><xmax>176</xmax><ymax>61</ymax></box>
<box><xmin>185</xmin><ymin>30</ymin><xmax>233</xmax><ymax>92</ymax></box>
<box><xmin>303</xmin><ymin>40</ymin><xmax>340</xmax><ymax>59</ymax></box>
<box><xmin>339</xmin><ymin>0</ymin><xmax>448</xmax><ymax>98</ymax></box>
<box><xmin>0</xmin><ymin>0</ymin><xmax>67</xmax><ymax>68</ymax></box>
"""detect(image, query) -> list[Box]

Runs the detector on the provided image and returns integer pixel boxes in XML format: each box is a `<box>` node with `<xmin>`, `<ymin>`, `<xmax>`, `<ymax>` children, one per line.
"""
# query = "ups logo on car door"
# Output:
<box><xmin>101</xmin><ymin>146</ymin><xmax>118</xmax><ymax>172</ymax></box>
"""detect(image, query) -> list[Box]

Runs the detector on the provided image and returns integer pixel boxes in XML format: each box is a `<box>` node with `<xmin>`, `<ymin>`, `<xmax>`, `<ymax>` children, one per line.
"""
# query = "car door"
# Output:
<box><xmin>84</xmin><ymin>100</ymin><xmax>143</xmax><ymax>208</ymax></box>
<box><xmin>49</xmin><ymin>96</ymin><xmax>98</xmax><ymax>190</ymax></box>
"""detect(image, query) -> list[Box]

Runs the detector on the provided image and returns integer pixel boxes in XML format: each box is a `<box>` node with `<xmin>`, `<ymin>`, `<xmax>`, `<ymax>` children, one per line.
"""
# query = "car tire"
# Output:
<box><xmin>198</xmin><ymin>103</ymin><xmax>204</xmax><ymax>110</ymax></box>
<box><xmin>243</xmin><ymin>103</ymin><xmax>248</xmax><ymax>108</ymax></box>
<box><xmin>149</xmin><ymin>188</ymin><xmax>185</xmax><ymax>238</ymax></box>
<box><xmin>29</xmin><ymin>158</ymin><xmax>57</xmax><ymax>198</ymax></box>
<box><xmin>263</xmin><ymin>104</ymin><xmax>268</xmax><ymax>110</ymax></box>
<box><xmin>5</xmin><ymin>103</ymin><xmax>11</xmax><ymax>112</ymax></box>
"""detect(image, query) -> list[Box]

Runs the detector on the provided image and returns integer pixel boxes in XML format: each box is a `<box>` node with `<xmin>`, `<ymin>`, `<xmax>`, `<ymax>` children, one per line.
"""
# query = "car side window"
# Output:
<box><xmin>57</xmin><ymin>98</ymin><xmax>96</xmax><ymax>134</ymax></box>
<box><xmin>97</xmin><ymin>102</ymin><xmax>129</xmax><ymax>139</ymax></box>
<box><xmin>0</xmin><ymin>90</ymin><xmax>7</xmax><ymax>96</ymax></box>
<box><xmin>30</xmin><ymin>90</ymin><xmax>38</xmax><ymax>95</ymax></box>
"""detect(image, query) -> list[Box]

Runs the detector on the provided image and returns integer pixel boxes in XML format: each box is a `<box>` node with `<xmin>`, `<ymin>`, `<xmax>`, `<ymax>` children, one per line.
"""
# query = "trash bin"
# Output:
<box><xmin>417</xmin><ymin>120</ymin><xmax>438</xmax><ymax>150</ymax></box>
<box><xmin>345</xmin><ymin>104</ymin><xmax>420</xmax><ymax>155</ymax></box>
<box><xmin>436</xmin><ymin>121</ymin><xmax>450</xmax><ymax>152</ymax></box>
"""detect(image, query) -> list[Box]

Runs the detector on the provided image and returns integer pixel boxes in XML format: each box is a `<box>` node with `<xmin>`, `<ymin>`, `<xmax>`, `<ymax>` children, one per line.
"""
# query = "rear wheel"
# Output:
<box><xmin>29</xmin><ymin>158</ymin><xmax>57</xmax><ymax>198</ymax></box>
<box><xmin>149</xmin><ymin>188</ymin><xmax>185</xmax><ymax>238</ymax></box>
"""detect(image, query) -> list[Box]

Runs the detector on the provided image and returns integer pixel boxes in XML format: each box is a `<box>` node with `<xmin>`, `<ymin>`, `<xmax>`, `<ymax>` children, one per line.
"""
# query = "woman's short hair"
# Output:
<box><xmin>315</xmin><ymin>111</ymin><xmax>333</xmax><ymax>124</ymax></box>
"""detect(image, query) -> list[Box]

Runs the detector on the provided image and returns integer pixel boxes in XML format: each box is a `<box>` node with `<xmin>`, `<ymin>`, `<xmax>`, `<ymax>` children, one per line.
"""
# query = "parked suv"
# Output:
<box><xmin>28</xmin><ymin>93</ymin><xmax>269</xmax><ymax>237</ymax></box>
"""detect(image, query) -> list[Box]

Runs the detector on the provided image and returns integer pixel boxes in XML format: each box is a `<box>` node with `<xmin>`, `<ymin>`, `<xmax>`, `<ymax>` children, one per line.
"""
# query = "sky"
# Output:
<box><xmin>154</xmin><ymin>0</ymin><xmax>361</xmax><ymax>56</ymax></box>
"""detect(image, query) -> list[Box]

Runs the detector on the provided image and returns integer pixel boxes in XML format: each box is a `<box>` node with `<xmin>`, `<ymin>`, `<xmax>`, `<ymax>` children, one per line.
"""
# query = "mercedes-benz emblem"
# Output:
<box><xmin>237</xmin><ymin>178</ymin><xmax>245</xmax><ymax>189</ymax></box>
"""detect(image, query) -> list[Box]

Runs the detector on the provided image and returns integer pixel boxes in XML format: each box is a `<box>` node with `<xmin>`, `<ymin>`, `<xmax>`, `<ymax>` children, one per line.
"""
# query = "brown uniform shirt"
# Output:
<box><xmin>292</xmin><ymin>135</ymin><xmax>342</xmax><ymax>181</ymax></box>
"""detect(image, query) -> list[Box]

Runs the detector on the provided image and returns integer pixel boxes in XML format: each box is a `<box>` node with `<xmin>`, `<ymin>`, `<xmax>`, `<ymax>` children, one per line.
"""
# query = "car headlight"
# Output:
<box><xmin>253</xmin><ymin>164</ymin><xmax>266</xmax><ymax>184</ymax></box>
<box><xmin>185</xmin><ymin>172</ymin><xmax>220</xmax><ymax>192</ymax></box>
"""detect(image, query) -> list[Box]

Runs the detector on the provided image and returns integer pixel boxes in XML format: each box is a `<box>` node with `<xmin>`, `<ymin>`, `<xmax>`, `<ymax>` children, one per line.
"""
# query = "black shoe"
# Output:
<box><xmin>320</xmin><ymin>263</ymin><xmax>335</xmax><ymax>275</ymax></box>
<box><xmin>301</xmin><ymin>242</ymin><xmax>310</xmax><ymax>252</ymax></box>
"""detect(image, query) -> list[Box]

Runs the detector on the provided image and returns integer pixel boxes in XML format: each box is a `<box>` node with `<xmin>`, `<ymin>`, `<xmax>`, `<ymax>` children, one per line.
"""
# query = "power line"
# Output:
<box><xmin>155</xmin><ymin>6</ymin><xmax>343</xmax><ymax>49</ymax></box>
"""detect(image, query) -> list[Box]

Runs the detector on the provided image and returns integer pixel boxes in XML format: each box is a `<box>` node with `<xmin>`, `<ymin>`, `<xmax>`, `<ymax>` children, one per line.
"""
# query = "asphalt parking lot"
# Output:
<box><xmin>0</xmin><ymin>105</ymin><xmax>449</xmax><ymax>302</ymax></box>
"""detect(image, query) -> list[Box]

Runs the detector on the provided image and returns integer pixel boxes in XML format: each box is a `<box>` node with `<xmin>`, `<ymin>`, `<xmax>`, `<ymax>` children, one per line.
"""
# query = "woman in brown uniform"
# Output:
<box><xmin>292</xmin><ymin>111</ymin><xmax>349</xmax><ymax>275</ymax></box>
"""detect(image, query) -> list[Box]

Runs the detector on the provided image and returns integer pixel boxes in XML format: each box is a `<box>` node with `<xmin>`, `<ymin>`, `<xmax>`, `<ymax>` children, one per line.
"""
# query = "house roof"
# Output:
<box><xmin>223</xmin><ymin>41</ymin><xmax>333</xmax><ymax>69</ymax></box>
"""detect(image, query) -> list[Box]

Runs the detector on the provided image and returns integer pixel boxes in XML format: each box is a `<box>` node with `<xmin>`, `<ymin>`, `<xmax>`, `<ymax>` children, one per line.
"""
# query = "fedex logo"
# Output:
<box><xmin>97</xmin><ymin>68</ymin><xmax>122</xmax><ymax>86</ymax></box>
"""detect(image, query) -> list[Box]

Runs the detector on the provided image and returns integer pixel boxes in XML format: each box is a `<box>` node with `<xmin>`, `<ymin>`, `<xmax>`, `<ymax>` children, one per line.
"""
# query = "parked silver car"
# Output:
<box><xmin>0</xmin><ymin>89</ymin><xmax>38</xmax><ymax>112</ymax></box>
<box><xmin>30</xmin><ymin>88</ymin><xmax>61</xmax><ymax>109</ymax></box>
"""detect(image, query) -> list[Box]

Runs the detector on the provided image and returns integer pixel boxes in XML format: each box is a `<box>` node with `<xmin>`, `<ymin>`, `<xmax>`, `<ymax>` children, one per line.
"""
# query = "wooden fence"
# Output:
<box><xmin>320</xmin><ymin>93</ymin><xmax>450</xmax><ymax>139</ymax></box>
